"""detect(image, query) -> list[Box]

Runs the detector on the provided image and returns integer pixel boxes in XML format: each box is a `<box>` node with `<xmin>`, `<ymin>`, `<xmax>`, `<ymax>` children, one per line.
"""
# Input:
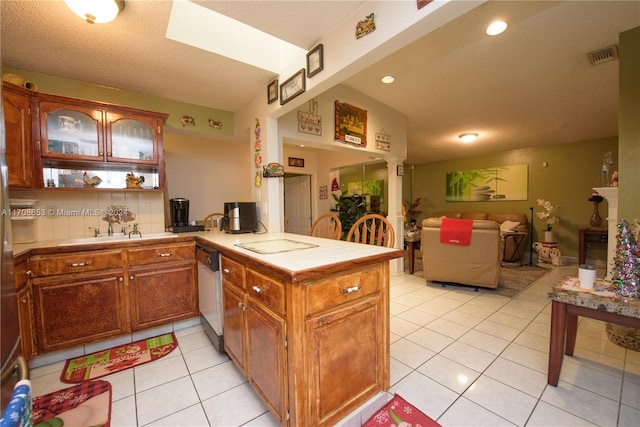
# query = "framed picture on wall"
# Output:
<box><xmin>280</xmin><ymin>69</ymin><xmax>306</xmax><ymax>105</ymax></box>
<box><xmin>335</xmin><ymin>101</ymin><xmax>367</xmax><ymax>146</ymax></box>
<box><xmin>307</xmin><ymin>44</ymin><xmax>324</xmax><ymax>78</ymax></box>
<box><xmin>319</xmin><ymin>185</ymin><xmax>328</xmax><ymax>199</ymax></box>
<box><xmin>288</xmin><ymin>157</ymin><xmax>305</xmax><ymax>167</ymax></box>
<box><xmin>267</xmin><ymin>79</ymin><xmax>278</xmax><ymax>104</ymax></box>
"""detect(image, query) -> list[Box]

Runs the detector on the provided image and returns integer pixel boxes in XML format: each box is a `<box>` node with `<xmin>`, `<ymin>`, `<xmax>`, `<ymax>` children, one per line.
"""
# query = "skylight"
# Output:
<box><xmin>165</xmin><ymin>0</ymin><xmax>305</xmax><ymax>73</ymax></box>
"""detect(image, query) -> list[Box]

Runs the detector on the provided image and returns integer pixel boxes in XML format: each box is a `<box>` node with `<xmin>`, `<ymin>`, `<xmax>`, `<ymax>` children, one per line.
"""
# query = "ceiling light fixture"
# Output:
<box><xmin>486</xmin><ymin>20</ymin><xmax>508</xmax><ymax>36</ymax></box>
<box><xmin>64</xmin><ymin>0</ymin><xmax>125</xmax><ymax>24</ymax></box>
<box><xmin>381</xmin><ymin>75</ymin><xmax>396</xmax><ymax>84</ymax></box>
<box><xmin>459</xmin><ymin>133</ymin><xmax>478</xmax><ymax>143</ymax></box>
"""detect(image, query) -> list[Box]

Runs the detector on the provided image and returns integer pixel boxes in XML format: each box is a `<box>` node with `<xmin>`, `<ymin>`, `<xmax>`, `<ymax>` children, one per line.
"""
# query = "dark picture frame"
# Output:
<box><xmin>267</xmin><ymin>79</ymin><xmax>278</xmax><ymax>104</ymax></box>
<box><xmin>288</xmin><ymin>157</ymin><xmax>305</xmax><ymax>167</ymax></box>
<box><xmin>280</xmin><ymin>69</ymin><xmax>306</xmax><ymax>105</ymax></box>
<box><xmin>306</xmin><ymin>44</ymin><xmax>324</xmax><ymax>78</ymax></box>
<box><xmin>335</xmin><ymin>101</ymin><xmax>367</xmax><ymax>146</ymax></box>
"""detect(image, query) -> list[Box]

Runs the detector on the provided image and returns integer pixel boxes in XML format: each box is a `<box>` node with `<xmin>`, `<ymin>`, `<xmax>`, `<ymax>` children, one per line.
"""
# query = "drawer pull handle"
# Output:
<box><xmin>69</xmin><ymin>261</ymin><xmax>91</xmax><ymax>267</ymax></box>
<box><xmin>119</xmin><ymin>277</ymin><xmax>124</xmax><ymax>282</ymax></box>
<box><xmin>223</xmin><ymin>268</ymin><xmax>231</xmax><ymax>274</ymax></box>
<box><xmin>159</xmin><ymin>252</ymin><xmax>172</xmax><ymax>257</ymax></box>
<box><xmin>252</xmin><ymin>285</ymin><xmax>265</xmax><ymax>294</ymax></box>
<box><xmin>342</xmin><ymin>285</ymin><xmax>361</xmax><ymax>294</ymax></box>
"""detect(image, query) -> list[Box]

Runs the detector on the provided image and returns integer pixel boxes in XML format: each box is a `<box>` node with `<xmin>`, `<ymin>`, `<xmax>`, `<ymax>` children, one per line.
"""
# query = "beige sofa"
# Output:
<box><xmin>421</xmin><ymin>218</ymin><xmax>502</xmax><ymax>288</ymax></box>
<box><xmin>433</xmin><ymin>211</ymin><xmax>529</xmax><ymax>262</ymax></box>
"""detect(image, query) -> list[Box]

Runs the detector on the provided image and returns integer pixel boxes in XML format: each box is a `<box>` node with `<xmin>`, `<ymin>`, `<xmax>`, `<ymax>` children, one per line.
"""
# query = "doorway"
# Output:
<box><xmin>284</xmin><ymin>173</ymin><xmax>312</xmax><ymax>235</ymax></box>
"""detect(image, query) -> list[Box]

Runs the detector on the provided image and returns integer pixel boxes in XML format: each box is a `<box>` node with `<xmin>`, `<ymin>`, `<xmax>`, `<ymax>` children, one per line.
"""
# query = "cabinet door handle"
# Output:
<box><xmin>69</xmin><ymin>261</ymin><xmax>91</xmax><ymax>267</ymax></box>
<box><xmin>342</xmin><ymin>285</ymin><xmax>361</xmax><ymax>294</ymax></box>
<box><xmin>21</xmin><ymin>298</ymin><xmax>27</xmax><ymax>304</ymax></box>
<box><xmin>237</xmin><ymin>302</ymin><xmax>247</xmax><ymax>312</ymax></box>
<box><xmin>159</xmin><ymin>252</ymin><xmax>172</xmax><ymax>257</ymax></box>
<box><xmin>99</xmin><ymin>152</ymin><xmax>104</xmax><ymax>156</ymax></box>
<box><xmin>252</xmin><ymin>285</ymin><xmax>265</xmax><ymax>294</ymax></box>
<box><xmin>223</xmin><ymin>268</ymin><xmax>232</xmax><ymax>274</ymax></box>
<box><xmin>119</xmin><ymin>277</ymin><xmax>124</xmax><ymax>282</ymax></box>
<box><xmin>129</xmin><ymin>275</ymin><xmax>134</xmax><ymax>280</ymax></box>
<box><xmin>20</xmin><ymin>270</ymin><xmax>32</xmax><ymax>277</ymax></box>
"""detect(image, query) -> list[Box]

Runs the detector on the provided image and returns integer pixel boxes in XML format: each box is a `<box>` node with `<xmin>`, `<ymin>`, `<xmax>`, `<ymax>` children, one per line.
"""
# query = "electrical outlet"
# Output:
<box><xmin>46</xmin><ymin>206</ymin><xmax>57</xmax><ymax>218</ymax></box>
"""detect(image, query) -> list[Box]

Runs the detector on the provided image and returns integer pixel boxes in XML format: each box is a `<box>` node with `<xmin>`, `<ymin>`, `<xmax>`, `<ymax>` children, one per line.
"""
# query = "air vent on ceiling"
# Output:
<box><xmin>587</xmin><ymin>45</ymin><xmax>619</xmax><ymax>65</ymax></box>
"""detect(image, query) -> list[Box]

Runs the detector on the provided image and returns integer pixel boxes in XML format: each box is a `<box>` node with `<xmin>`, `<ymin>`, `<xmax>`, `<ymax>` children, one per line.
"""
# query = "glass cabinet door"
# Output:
<box><xmin>106</xmin><ymin>113</ymin><xmax>158</xmax><ymax>164</ymax></box>
<box><xmin>40</xmin><ymin>102</ymin><xmax>103</xmax><ymax>160</ymax></box>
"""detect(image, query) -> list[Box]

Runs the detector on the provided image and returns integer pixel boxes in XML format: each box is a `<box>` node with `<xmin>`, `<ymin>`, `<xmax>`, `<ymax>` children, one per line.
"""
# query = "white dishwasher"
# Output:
<box><xmin>195</xmin><ymin>243</ymin><xmax>224</xmax><ymax>352</ymax></box>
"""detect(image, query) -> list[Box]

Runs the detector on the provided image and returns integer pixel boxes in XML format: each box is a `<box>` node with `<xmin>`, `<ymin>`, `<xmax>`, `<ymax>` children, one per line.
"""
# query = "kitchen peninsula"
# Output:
<box><xmin>13</xmin><ymin>231</ymin><xmax>403</xmax><ymax>427</ymax></box>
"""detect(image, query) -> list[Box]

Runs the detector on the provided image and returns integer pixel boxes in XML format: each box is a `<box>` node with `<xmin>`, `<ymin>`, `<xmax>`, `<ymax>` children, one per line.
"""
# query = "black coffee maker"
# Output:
<box><xmin>169</xmin><ymin>198</ymin><xmax>205</xmax><ymax>233</ymax></box>
<box><xmin>170</xmin><ymin>198</ymin><xmax>190</xmax><ymax>227</ymax></box>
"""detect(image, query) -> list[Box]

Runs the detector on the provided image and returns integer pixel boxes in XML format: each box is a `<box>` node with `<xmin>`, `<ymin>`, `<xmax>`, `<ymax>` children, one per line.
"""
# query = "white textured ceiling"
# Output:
<box><xmin>2</xmin><ymin>0</ymin><xmax>639</xmax><ymax>165</ymax></box>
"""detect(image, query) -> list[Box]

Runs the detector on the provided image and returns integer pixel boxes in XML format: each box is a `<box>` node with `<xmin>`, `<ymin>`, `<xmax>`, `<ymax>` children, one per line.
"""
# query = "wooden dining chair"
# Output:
<box><xmin>203</xmin><ymin>212</ymin><xmax>224</xmax><ymax>231</ymax></box>
<box><xmin>309</xmin><ymin>213</ymin><xmax>342</xmax><ymax>240</ymax></box>
<box><xmin>346</xmin><ymin>213</ymin><xmax>395</xmax><ymax>248</ymax></box>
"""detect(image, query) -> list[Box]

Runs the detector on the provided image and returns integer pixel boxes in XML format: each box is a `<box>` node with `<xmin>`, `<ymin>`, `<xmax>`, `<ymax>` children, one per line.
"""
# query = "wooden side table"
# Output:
<box><xmin>578</xmin><ymin>227</ymin><xmax>607</xmax><ymax>264</ymax></box>
<box><xmin>404</xmin><ymin>235</ymin><xmax>421</xmax><ymax>275</ymax></box>
<box><xmin>547</xmin><ymin>279</ymin><xmax>640</xmax><ymax>386</ymax></box>
<box><xmin>501</xmin><ymin>232</ymin><xmax>528</xmax><ymax>266</ymax></box>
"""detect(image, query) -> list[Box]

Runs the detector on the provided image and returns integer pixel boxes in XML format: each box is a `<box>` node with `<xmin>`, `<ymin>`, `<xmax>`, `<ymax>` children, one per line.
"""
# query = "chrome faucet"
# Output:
<box><xmin>88</xmin><ymin>226</ymin><xmax>100</xmax><ymax>237</ymax></box>
<box><xmin>107</xmin><ymin>217</ymin><xmax>114</xmax><ymax>236</ymax></box>
<box><xmin>129</xmin><ymin>223</ymin><xmax>142</xmax><ymax>239</ymax></box>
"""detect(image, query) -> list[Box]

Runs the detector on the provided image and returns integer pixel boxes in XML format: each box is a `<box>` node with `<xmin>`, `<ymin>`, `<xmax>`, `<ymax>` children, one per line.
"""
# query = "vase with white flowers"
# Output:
<box><xmin>536</xmin><ymin>198</ymin><xmax>560</xmax><ymax>242</ymax></box>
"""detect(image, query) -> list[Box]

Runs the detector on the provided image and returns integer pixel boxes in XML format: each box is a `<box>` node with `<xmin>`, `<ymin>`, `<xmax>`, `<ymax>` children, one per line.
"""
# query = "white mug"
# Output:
<box><xmin>578</xmin><ymin>264</ymin><xmax>597</xmax><ymax>289</ymax></box>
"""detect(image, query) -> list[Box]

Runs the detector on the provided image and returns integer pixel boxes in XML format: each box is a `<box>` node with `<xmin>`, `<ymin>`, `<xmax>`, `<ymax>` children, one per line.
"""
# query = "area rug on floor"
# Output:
<box><xmin>61</xmin><ymin>332</ymin><xmax>178</xmax><ymax>384</ymax></box>
<box><xmin>363</xmin><ymin>393</ymin><xmax>441</xmax><ymax>427</ymax></box>
<box><xmin>33</xmin><ymin>380</ymin><xmax>112</xmax><ymax>427</ymax></box>
<box><xmin>494</xmin><ymin>265</ymin><xmax>548</xmax><ymax>297</ymax></box>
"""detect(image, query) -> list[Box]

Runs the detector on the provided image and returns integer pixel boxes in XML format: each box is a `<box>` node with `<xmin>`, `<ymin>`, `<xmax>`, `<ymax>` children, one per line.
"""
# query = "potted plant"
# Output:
<box><xmin>332</xmin><ymin>195</ymin><xmax>366</xmax><ymax>240</ymax></box>
<box><xmin>536</xmin><ymin>198</ymin><xmax>560</xmax><ymax>242</ymax></box>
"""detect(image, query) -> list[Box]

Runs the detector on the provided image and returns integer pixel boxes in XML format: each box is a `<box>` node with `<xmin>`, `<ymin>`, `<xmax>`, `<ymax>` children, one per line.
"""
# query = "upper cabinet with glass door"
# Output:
<box><xmin>39</xmin><ymin>101</ymin><xmax>104</xmax><ymax>161</ymax></box>
<box><xmin>37</xmin><ymin>93</ymin><xmax>167</xmax><ymax>166</ymax></box>
<box><xmin>106</xmin><ymin>112</ymin><xmax>161</xmax><ymax>165</ymax></box>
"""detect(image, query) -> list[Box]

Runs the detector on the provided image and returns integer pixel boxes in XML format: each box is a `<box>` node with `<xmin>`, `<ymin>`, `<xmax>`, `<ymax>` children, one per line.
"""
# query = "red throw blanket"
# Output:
<box><xmin>440</xmin><ymin>218</ymin><xmax>473</xmax><ymax>246</ymax></box>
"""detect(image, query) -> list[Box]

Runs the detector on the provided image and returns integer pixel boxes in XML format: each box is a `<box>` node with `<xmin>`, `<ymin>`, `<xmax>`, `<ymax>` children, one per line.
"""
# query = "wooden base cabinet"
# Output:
<box><xmin>28</xmin><ymin>241</ymin><xmax>197</xmax><ymax>353</ymax></box>
<box><xmin>222</xmin><ymin>254</ymin><xmax>389</xmax><ymax>427</ymax></box>
<box><xmin>32</xmin><ymin>272</ymin><xmax>129</xmax><ymax>352</ymax></box>
<box><xmin>129</xmin><ymin>261</ymin><xmax>197</xmax><ymax>330</ymax></box>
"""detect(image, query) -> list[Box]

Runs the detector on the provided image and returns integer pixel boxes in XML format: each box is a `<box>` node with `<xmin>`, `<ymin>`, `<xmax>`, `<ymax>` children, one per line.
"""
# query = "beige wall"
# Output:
<box><xmin>163</xmin><ymin>132</ymin><xmax>251</xmax><ymax>223</ymax></box>
<box><xmin>405</xmin><ymin>137</ymin><xmax>618</xmax><ymax>261</ymax></box>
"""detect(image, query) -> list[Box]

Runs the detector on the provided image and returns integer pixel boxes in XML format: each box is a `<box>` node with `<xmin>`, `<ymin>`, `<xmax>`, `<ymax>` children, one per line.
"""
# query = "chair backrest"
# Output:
<box><xmin>203</xmin><ymin>212</ymin><xmax>224</xmax><ymax>231</ymax></box>
<box><xmin>346</xmin><ymin>214</ymin><xmax>395</xmax><ymax>247</ymax></box>
<box><xmin>309</xmin><ymin>213</ymin><xmax>342</xmax><ymax>240</ymax></box>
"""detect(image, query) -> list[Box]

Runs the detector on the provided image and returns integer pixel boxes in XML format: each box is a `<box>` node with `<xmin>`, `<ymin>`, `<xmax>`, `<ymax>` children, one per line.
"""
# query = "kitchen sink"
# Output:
<box><xmin>59</xmin><ymin>232</ymin><xmax>178</xmax><ymax>246</ymax></box>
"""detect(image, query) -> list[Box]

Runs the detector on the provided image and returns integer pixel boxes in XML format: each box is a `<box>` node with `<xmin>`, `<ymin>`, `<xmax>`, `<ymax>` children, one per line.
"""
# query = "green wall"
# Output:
<box><xmin>4</xmin><ymin>67</ymin><xmax>235</xmax><ymax>139</ymax></box>
<box><xmin>618</xmin><ymin>26</ymin><xmax>640</xmax><ymax>221</ymax></box>
<box><xmin>404</xmin><ymin>137</ymin><xmax>617</xmax><ymax>260</ymax></box>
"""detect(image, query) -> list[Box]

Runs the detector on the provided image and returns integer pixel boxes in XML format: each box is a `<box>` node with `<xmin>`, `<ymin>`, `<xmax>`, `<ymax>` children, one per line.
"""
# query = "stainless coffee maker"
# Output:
<box><xmin>170</xmin><ymin>198</ymin><xmax>189</xmax><ymax>227</ymax></box>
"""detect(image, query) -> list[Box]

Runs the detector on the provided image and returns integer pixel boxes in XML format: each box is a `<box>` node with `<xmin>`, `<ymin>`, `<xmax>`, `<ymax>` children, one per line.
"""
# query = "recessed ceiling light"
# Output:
<box><xmin>381</xmin><ymin>75</ymin><xmax>396</xmax><ymax>84</ymax></box>
<box><xmin>459</xmin><ymin>133</ymin><xmax>478</xmax><ymax>143</ymax></box>
<box><xmin>486</xmin><ymin>20</ymin><xmax>508</xmax><ymax>36</ymax></box>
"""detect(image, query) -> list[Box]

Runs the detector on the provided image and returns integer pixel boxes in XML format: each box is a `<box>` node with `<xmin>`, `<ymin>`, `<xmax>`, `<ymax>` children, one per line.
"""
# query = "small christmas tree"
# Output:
<box><xmin>610</xmin><ymin>219</ymin><xmax>640</xmax><ymax>299</ymax></box>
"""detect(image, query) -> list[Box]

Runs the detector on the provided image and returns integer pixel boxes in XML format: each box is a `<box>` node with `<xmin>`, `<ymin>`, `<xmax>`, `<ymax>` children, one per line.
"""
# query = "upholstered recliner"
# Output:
<box><xmin>421</xmin><ymin>217</ymin><xmax>502</xmax><ymax>289</ymax></box>
<box><xmin>433</xmin><ymin>211</ymin><xmax>529</xmax><ymax>262</ymax></box>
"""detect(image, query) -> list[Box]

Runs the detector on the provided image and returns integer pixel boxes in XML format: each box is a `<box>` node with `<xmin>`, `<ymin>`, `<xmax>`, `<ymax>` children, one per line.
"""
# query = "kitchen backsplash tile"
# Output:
<box><xmin>8</xmin><ymin>189</ymin><xmax>166</xmax><ymax>242</ymax></box>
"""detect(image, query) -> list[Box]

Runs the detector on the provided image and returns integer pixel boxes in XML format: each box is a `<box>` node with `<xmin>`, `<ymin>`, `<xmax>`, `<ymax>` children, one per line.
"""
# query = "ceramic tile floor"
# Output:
<box><xmin>28</xmin><ymin>264</ymin><xmax>640</xmax><ymax>426</ymax></box>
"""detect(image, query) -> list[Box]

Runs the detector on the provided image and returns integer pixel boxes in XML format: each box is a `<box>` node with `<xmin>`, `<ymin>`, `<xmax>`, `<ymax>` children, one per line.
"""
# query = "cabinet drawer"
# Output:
<box><xmin>306</xmin><ymin>266</ymin><xmax>381</xmax><ymax>315</ymax></box>
<box><xmin>31</xmin><ymin>249</ymin><xmax>123</xmax><ymax>277</ymax></box>
<box><xmin>127</xmin><ymin>242</ymin><xmax>195</xmax><ymax>266</ymax></box>
<box><xmin>246</xmin><ymin>269</ymin><xmax>285</xmax><ymax>316</ymax></box>
<box><xmin>14</xmin><ymin>260</ymin><xmax>30</xmax><ymax>289</ymax></box>
<box><xmin>221</xmin><ymin>256</ymin><xmax>245</xmax><ymax>290</ymax></box>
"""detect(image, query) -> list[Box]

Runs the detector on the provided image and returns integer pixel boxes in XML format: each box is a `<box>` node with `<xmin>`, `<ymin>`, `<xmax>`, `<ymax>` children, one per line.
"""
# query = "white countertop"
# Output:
<box><xmin>13</xmin><ymin>231</ymin><xmax>403</xmax><ymax>275</ymax></box>
<box><xmin>195</xmin><ymin>231</ymin><xmax>403</xmax><ymax>273</ymax></box>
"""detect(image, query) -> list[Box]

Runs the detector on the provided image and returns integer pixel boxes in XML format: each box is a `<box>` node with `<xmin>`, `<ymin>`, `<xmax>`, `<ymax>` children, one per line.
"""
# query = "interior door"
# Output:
<box><xmin>284</xmin><ymin>174</ymin><xmax>311</xmax><ymax>235</ymax></box>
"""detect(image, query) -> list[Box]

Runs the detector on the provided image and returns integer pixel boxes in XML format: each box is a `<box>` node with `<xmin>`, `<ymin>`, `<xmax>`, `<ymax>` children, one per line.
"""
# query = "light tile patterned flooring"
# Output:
<box><xmin>29</xmin><ymin>264</ymin><xmax>640</xmax><ymax>426</ymax></box>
